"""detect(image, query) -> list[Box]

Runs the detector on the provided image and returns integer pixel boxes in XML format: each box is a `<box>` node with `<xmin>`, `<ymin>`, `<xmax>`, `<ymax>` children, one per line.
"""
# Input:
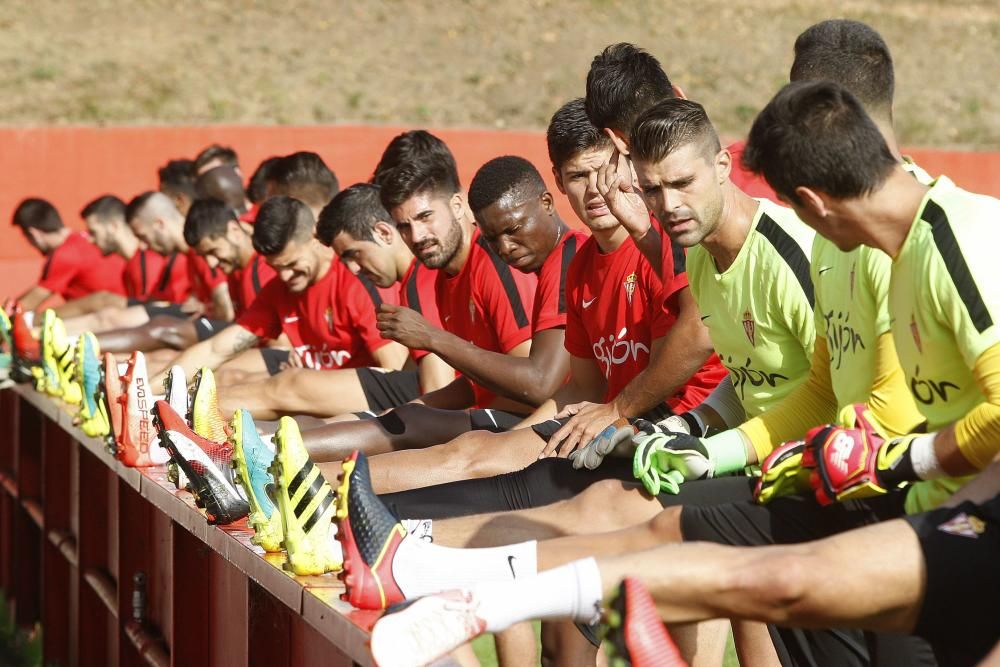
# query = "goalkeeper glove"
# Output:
<box><xmin>753</xmin><ymin>439</ymin><xmax>811</xmax><ymax>504</ymax></box>
<box><xmin>632</xmin><ymin>429</ymin><xmax>748</xmax><ymax>495</ymax></box>
<box><xmin>801</xmin><ymin>404</ymin><xmax>922</xmax><ymax>505</ymax></box>
<box><xmin>568</xmin><ymin>412</ymin><xmax>703</xmax><ymax>471</ymax></box>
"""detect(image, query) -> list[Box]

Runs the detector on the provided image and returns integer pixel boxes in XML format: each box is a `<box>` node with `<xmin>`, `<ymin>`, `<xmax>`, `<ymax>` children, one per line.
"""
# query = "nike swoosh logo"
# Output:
<box><xmin>582</xmin><ymin>298</ymin><xmax>597</xmax><ymax>309</ymax></box>
<box><xmin>443</xmin><ymin>315</ymin><xmax>451</xmax><ymax>322</ymax></box>
<box><xmin>817</xmin><ymin>267</ymin><xmax>833</xmax><ymax>274</ymax></box>
<box><xmin>701</xmin><ymin>315</ymin><xmax>711</xmax><ymax>321</ymax></box>
<box><xmin>283</xmin><ymin>316</ymin><xmax>299</xmax><ymax>323</ymax></box>
<box><xmin>507</xmin><ymin>555</ymin><xmax>517</xmax><ymax>579</ymax></box>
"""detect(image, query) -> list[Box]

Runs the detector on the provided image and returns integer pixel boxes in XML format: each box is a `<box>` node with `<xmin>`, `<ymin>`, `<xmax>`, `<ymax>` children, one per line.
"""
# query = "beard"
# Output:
<box><xmin>414</xmin><ymin>214</ymin><xmax>464</xmax><ymax>269</ymax></box>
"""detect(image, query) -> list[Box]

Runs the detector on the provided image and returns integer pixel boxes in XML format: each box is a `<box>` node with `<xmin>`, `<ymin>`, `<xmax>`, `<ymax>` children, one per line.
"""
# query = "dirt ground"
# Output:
<box><xmin>1</xmin><ymin>0</ymin><xmax>997</xmax><ymax>147</ymax></box>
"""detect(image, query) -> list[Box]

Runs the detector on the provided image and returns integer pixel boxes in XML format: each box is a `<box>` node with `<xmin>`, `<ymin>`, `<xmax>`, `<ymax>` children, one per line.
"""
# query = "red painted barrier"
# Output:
<box><xmin>2</xmin><ymin>125</ymin><xmax>999</xmax><ymax>299</ymax></box>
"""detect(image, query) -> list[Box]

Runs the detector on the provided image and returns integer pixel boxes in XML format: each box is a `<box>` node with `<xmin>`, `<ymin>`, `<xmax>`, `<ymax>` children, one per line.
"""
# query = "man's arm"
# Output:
<box><xmin>151</xmin><ymin>324</ymin><xmax>260</xmax><ymax>387</ymax></box>
<box><xmin>377</xmin><ymin>304</ymin><xmax>564</xmax><ymax>407</ymax></box>
<box><xmin>372</xmin><ymin>340</ymin><xmax>410</xmax><ymax>371</ymax></box>
<box><xmin>542</xmin><ymin>287</ymin><xmax>715</xmax><ymax>457</ymax></box>
<box><xmin>210</xmin><ymin>283</ymin><xmax>235</xmax><ymax>321</ymax></box>
<box><xmin>417</xmin><ymin>353</ymin><xmax>456</xmax><ymax>394</ymax></box>
<box><xmin>18</xmin><ymin>285</ymin><xmax>54</xmax><ymax>312</ymax></box>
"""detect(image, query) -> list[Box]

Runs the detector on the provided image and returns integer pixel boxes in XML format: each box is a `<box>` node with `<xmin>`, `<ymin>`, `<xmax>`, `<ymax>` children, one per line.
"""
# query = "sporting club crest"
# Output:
<box><xmin>937</xmin><ymin>512</ymin><xmax>985</xmax><ymax>539</ymax></box>
<box><xmin>623</xmin><ymin>273</ymin><xmax>637</xmax><ymax>305</ymax></box>
<box><xmin>742</xmin><ymin>310</ymin><xmax>756</xmax><ymax>347</ymax></box>
<box><xmin>324</xmin><ymin>307</ymin><xmax>335</xmax><ymax>333</ymax></box>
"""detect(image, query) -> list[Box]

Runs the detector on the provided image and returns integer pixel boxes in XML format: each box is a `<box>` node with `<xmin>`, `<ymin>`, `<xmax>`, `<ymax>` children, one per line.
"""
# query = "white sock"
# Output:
<box><xmin>472</xmin><ymin>558</ymin><xmax>604</xmax><ymax>632</ymax></box>
<box><xmin>392</xmin><ymin>537</ymin><xmax>538</xmax><ymax>599</ymax></box>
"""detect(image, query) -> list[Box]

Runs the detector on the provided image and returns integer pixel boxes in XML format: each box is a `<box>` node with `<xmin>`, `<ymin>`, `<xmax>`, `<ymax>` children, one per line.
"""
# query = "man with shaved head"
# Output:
<box><xmin>195</xmin><ymin>165</ymin><xmax>251</xmax><ymax>215</ymax></box>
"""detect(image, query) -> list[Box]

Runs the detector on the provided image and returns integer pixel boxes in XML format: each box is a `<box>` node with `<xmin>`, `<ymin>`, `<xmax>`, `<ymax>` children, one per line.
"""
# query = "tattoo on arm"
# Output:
<box><xmin>229</xmin><ymin>329</ymin><xmax>259</xmax><ymax>354</ymax></box>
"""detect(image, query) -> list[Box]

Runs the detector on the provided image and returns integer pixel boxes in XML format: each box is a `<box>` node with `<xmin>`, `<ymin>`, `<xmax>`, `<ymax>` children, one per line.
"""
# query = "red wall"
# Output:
<box><xmin>2</xmin><ymin>125</ymin><xmax>999</xmax><ymax>299</ymax></box>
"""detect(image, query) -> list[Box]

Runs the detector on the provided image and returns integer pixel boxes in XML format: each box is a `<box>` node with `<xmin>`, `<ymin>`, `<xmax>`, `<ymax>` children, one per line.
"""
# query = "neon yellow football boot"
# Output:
<box><xmin>268</xmin><ymin>417</ymin><xmax>341</xmax><ymax>575</ymax></box>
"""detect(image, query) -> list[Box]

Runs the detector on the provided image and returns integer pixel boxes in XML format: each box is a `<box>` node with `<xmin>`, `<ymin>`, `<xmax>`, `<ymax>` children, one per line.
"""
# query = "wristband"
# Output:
<box><xmin>704</xmin><ymin>429</ymin><xmax>750</xmax><ymax>475</ymax></box>
<box><xmin>910</xmin><ymin>433</ymin><xmax>944</xmax><ymax>480</ymax></box>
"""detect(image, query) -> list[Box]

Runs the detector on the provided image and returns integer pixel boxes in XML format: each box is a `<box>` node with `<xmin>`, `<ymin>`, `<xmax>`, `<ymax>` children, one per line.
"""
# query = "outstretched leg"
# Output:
<box><xmin>218</xmin><ymin>366</ymin><xmax>369</xmax><ymax>420</ymax></box>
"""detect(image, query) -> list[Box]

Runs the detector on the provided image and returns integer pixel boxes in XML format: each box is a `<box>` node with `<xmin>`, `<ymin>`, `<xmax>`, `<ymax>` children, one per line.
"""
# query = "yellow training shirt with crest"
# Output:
<box><xmin>687</xmin><ymin>198</ymin><xmax>816</xmax><ymax>418</ymax></box>
<box><xmin>892</xmin><ymin>175</ymin><xmax>1000</xmax><ymax>512</ymax></box>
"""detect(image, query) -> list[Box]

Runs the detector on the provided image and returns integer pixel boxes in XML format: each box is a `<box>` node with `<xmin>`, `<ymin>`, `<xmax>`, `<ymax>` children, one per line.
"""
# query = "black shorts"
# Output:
<box><xmin>530</xmin><ymin>404</ymin><xmax>674</xmax><ymax>442</ymax></box>
<box><xmin>260</xmin><ymin>349</ymin><xmax>291</xmax><ymax>376</ymax></box>
<box><xmin>680</xmin><ymin>488</ymin><xmax>935</xmax><ymax>667</ymax></box>
<box><xmin>192</xmin><ymin>317</ymin><xmax>230</xmax><ymax>341</ymax></box>
<box><xmin>356</xmin><ymin>368</ymin><xmax>422</xmax><ymax>413</ymax></box>
<box><xmin>468</xmin><ymin>408</ymin><xmax>527</xmax><ymax>433</ymax></box>
<box><xmin>906</xmin><ymin>497</ymin><xmax>1000</xmax><ymax>666</ymax></box>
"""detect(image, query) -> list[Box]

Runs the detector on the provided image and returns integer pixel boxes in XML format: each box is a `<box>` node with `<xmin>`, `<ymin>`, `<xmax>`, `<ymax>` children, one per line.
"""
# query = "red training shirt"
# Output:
<box><xmin>532</xmin><ymin>229</ymin><xmax>589</xmax><ymax>334</ymax></box>
<box><xmin>564</xmin><ymin>234</ymin><xmax>720</xmax><ymax>412</ymax></box>
<box><xmin>236</xmin><ymin>258</ymin><xmax>389</xmax><ymax>370</ymax></box>
<box><xmin>398</xmin><ymin>259</ymin><xmax>443</xmax><ymax>363</ymax></box>
<box><xmin>227</xmin><ymin>253</ymin><xmax>277</xmax><ymax>317</ymax></box>
<box><xmin>435</xmin><ymin>230</ymin><xmax>537</xmax><ymax>408</ymax></box>
<box><xmin>39</xmin><ymin>232</ymin><xmax>127</xmax><ymax>300</ymax></box>
<box><xmin>123</xmin><ymin>249</ymin><xmax>167</xmax><ymax>300</ymax></box>
<box><xmin>727</xmin><ymin>141</ymin><xmax>777</xmax><ymax>200</ymax></box>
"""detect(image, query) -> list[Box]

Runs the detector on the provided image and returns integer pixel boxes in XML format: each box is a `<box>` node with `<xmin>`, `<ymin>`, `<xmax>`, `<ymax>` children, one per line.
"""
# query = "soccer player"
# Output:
<box><xmin>217</xmin><ymin>183</ymin><xmax>453</xmax><ymax>419</ymax></box>
<box><xmin>12</xmin><ymin>197</ymin><xmax>127</xmax><ymax>312</ymax></box>
<box><xmin>158</xmin><ymin>158</ymin><xmax>197</xmax><ymax>216</ymax></box>
<box><xmin>287</xmin><ymin>132</ymin><xmax>548</xmax><ymax>462</ymax></box>
<box><xmin>194</xmin><ymin>165</ymin><xmax>252</xmax><ymax>215</ymax></box>
<box><xmin>193</xmin><ymin>143</ymin><xmax>240</xmax><ymax>177</ymax></box>
<box><xmin>369</xmin><ymin>459</ymin><xmax>1000</xmax><ymax>667</ymax></box>
<box><xmin>80</xmin><ymin>192</ymin><xmax>235</xmax><ymax>353</ymax></box>
<box><xmin>150</xmin><ymin>194</ymin><xmax>408</xmax><ymax>387</ymax></box>
<box><xmin>53</xmin><ymin>195</ymin><xmax>167</xmax><ymax>319</ymax></box>
<box><xmin>181</xmin><ymin>197</ymin><xmax>276</xmax><ymax>317</ymax></box>
<box><xmin>266</xmin><ymin>151</ymin><xmax>340</xmax><ymax>220</ymax></box>
<box><xmin>546</xmin><ymin>41</ymin><xmax>777</xmax><ymax>451</ymax></box>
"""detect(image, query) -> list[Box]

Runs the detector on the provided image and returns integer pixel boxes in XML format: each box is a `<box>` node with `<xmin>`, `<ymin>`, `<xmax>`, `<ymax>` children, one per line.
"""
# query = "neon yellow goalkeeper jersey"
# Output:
<box><xmin>687</xmin><ymin>199</ymin><xmax>816</xmax><ymax>417</ymax></box>
<box><xmin>816</xmin><ymin>159</ymin><xmax>934</xmax><ymax>409</ymax></box>
<box><xmin>892</xmin><ymin>175</ymin><xmax>1000</xmax><ymax>512</ymax></box>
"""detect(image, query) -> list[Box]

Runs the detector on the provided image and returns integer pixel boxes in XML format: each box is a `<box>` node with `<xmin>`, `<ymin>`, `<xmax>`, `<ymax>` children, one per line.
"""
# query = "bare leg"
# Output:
<box><xmin>369</xmin><ymin>428</ymin><xmax>546</xmax><ymax>494</ymax></box>
<box><xmin>494</xmin><ymin>622</ymin><xmax>537</xmax><ymax>667</ymax></box>
<box><xmin>592</xmin><ymin>519</ymin><xmax>925</xmax><ymax>633</ymax></box>
<box><xmin>733</xmin><ymin>620</ymin><xmax>781</xmax><ymax>667</ymax></box>
<box><xmin>213</xmin><ymin>349</ymin><xmax>272</xmax><ymax>387</ymax></box>
<box><xmin>304</xmin><ymin>403</ymin><xmax>477</xmax><ymax>463</ymax></box>
<box><xmin>55</xmin><ymin>291</ymin><xmax>128</xmax><ymax>319</ymax></box>
<box><xmin>97</xmin><ymin>316</ymin><xmax>198</xmax><ymax>354</ymax></box>
<box><xmin>540</xmin><ymin>622</ymin><xmax>598</xmax><ymax>667</ymax></box>
<box><xmin>429</xmin><ymin>479</ymin><xmax>667</xmax><ymax>551</ymax></box>
<box><xmin>65</xmin><ymin>304</ymin><xmax>150</xmax><ymax>336</ymax></box>
<box><xmin>217</xmin><ymin>367</ymin><xmax>369</xmax><ymax>420</ymax></box>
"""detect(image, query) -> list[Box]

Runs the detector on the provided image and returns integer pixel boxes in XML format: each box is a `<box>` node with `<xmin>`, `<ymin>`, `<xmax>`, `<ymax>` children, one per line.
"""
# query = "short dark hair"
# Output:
<box><xmin>158</xmin><ymin>159</ymin><xmax>197</xmax><ymax>200</ymax></box>
<box><xmin>743</xmin><ymin>81</ymin><xmax>897</xmax><ymax>206</ymax></box>
<box><xmin>468</xmin><ymin>156</ymin><xmax>546</xmax><ymax>215</ymax></box>
<box><xmin>184</xmin><ymin>198</ymin><xmax>236</xmax><ymax>247</ymax></box>
<box><xmin>316</xmin><ymin>183</ymin><xmax>393</xmax><ymax>246</ymax></box>
<box><xmin>373</xmin><ymin>131</ymin><xmax>461</xmax><ymax>211</ymax></box>
<box><xmin>194</xmin><ymin>165</ymin><xmax>247</xmax><ymax>212</ymax></box>
<box><xmin>194</xmin><ymin>144</ymin><xmax>239</xmax><ymax>173</ymax></box>
<box><xmin>547</xmin><ymin>98</ymin><xmax>612</xmax><ymax>171</ymax></box>
<box><xmin>80</xmin><ymin>195</ymin><xmax>126</xmax><ymax>223</ymax></box>
<box><xmin>790</xmin><ymin>19</ymin><xmax>894</xmax><ymax>114</ymax></box>
<box><xmin>124</xmin><ymin>191</ymin><xmax>159</xmax><ymax>225</ymax></box>
<box><xmin>252</xmin><ymin>195</ymin><xmax>315</xmax><ymax>256</ymax></box>
<box><xmin>268</xmin><ymin>152</ymin><xmax>340</xmax><ymax>211</ymax></box>
<box><xmin>629</xmin><ymin>99</ymin><xmax>722</xmax><ymax>166</ymax></box>
<box><xmin>12</xmin><ymin>198</ymin><xmax>63</xmax><ymax>232</ymax></box>
<box><xmin>247</xmin><ymin>156</ymin><xmax>281</xmax><ymax>204</ymax></box>
<box><xmin>585</xmin><ymin>43</ymin><xmax>675</xmax><ymax>134</ymax></box>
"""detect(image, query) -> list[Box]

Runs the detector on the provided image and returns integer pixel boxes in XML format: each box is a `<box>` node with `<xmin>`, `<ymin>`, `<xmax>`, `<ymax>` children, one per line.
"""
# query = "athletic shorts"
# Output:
<box><xmin>356</xmin><ymin>368</ymin><xmax>422</xmax><ymax>413</ymax></box>
<box><xmin>468</xmin><ymin>408</ymin><xmax>527</xmax><ymax>433</ymax></box>
<box><xmin>906</xmin><ymin>497</ymin><xmax>1000</xmax><ymax>666</ymax></box>
<box><xmin>530</xmin><ymin>404</ymin><xmax>674</xmax><ymax>443</ymax></box>
<box><xmin>680</xmin><ymin>488</ymin><xmax>936</xmax><ymax>667</ymax></box>
<box><xmin>260</xmin><ymin>348</ymin><xmax>291</xmax><ymax>376</ymax></box>
<box><xmin>192</xmin><ymin>317</ymin><xmax>230</xmax><ymax>341</ymax></box>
